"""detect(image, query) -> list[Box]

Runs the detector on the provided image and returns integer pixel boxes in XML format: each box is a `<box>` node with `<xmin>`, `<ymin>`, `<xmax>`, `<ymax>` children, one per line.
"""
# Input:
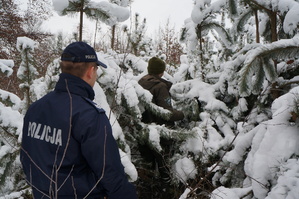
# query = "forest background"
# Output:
<box><xmin>1</xmin><ymin>0</ymin><xmax>299</xmax><ymax>199</ymax></box>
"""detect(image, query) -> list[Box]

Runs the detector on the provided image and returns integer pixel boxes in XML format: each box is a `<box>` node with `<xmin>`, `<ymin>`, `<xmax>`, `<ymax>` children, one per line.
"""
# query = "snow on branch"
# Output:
<box><xmin>52</xmin><ymin>0</ymin><xmax>130</xmax><ymax>26</ymax></box>
<box><xmin>52</xmin><ymin>0</ymin><xmax>69</xmax><ymax>15</ymax></box>
<box><xmin>87</xmin><ymin>1</ymin><xmax>130</xmax><ymax>25</ymax></box>
<box><xmin>135</xmin><ymin>83</ymin><xmax>172</xmax><ymax>121</ymax></box>
<box><xmin>0</xmin><ymin>89</ymin><xmax>21</xmax><ymax>110</ymax></box>
<box><xmin>239</xmin><ymin>37</ymin><xmax>299</xmax><ymax>96</ymax></box>
<box><xmin>191</xmin><ymin>0</ymin><xmax>226</xmax><ymax>25</ymax></box>
<box><xmin>202</xmin><ymin>22</ymin><xmax>233</xmax><ymax>48</ymax></box>
<box><xmin>283</xmin><ymin>3</ymin><xmax>299</xmax><ymax>35</ymax></box>
<box><xmin>0</xmin><ymin>59</ymin><xmax>14</xmax><ymax>77</ymax></box>
<box><xmin>16</xmin><ymin>37</ymin><xmax>38</xmax><ymax>52</ymax></box>
<box><xmin>171</xmin><ymin>79</ymin><xmax>229</xmax><ymax>113</ymax></box>
<box><xmin>0</xmin><ymin>103</ymin><xmax>23</xmax><ymax>136</ymax></box>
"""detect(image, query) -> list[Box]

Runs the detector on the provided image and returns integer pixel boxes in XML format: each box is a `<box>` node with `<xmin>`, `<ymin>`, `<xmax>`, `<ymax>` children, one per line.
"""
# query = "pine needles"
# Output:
<box><xmin>239</xmin><ymin>39</ymin><xmax>299</xmax><ymax>97</ymax></box>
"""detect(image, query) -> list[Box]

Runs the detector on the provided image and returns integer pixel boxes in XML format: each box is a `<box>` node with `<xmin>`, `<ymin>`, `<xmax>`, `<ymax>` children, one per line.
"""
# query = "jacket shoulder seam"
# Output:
<box><xmin>82</xmin><ymin>97</ymin><xmax>105</xmax><ymax>114</ymax></box>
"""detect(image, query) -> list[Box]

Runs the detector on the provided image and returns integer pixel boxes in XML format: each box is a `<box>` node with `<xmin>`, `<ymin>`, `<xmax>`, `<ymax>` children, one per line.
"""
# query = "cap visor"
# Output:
<box><xmin>97</xmin><ymin>60</ymin><xmax>107</xmax><ymax>68</ymax></box>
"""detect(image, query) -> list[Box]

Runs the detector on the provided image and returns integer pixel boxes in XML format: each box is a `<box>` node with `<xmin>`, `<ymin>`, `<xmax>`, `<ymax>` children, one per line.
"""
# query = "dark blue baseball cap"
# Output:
<box><xmin>61</xmin><ymin>42</ymin><xmax>107</xmax><ymax>68</ymax></box>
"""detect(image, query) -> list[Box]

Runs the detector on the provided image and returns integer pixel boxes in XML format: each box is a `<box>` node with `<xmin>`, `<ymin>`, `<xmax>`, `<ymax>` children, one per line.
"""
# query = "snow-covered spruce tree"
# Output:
<box><xmin>171</xmin><ymin>64</ymin><xmax>240</xmax><ymax>198</ymax></box>
<box><xmin>0</xmin><ymin>84</ymin><xmax>25</xmax><ymax>198</ymax></box>
<box><xmin>168</xmin><ymin>8</ymin><xmax>244</xmax><ymax>198</ymax></box>
<box><xmin>174</xmin><ymin>0</ymin><xmax>299</xmax><ymax>198</ymax></box>
<box><xmin>159</xmin><ymin>1</ymin><xmax>297</xmax><ymax>198</ymax></box>
<box><xmin>210</xmin><ymin>85</ymin><xmax>299</xmax><ymax>199</ymax></box>
<box><xmin>212</xmin><ymin>38</ymin><xmax>299</xmax><ymax>199</ymax></box>
<box><xmin>123</xmin><ymin>13</ymin><xmax>153</xmax><ymax>56</ymax></box>
<box><xmin>0</xmin><ymin>38</ymin><xmax>39</xmax><ymax>197</ymax></box>
<box><xmin>180</xmin><ymin>0</ymin><xmax>235</xmax><ymax>82</ymax></box>
<box><xmin>16</xmin><ymin>37</ymin><xmax>39</xmax><ymax>112</ymax></box>
<box><xmin>52</xmin><ymin>0</ymin><xmax>130</xmax><ymax>42</ymax></box>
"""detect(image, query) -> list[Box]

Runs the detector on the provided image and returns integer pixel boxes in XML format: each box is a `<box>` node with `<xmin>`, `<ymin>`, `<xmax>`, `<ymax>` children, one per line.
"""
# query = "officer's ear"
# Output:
<box><xmin>85</xmin><ymin>63</ymin><xmax>97</xmax><ymax>79</ymax></box>
<box><xmin>85</xmin><ymin>65</ymin><xmax>93</xmax><ymax>79</ymax></box>
<box><xmin>82</xmin><ymin>63</ymin><xmax>97</xmax><ymax>87</ymax></box>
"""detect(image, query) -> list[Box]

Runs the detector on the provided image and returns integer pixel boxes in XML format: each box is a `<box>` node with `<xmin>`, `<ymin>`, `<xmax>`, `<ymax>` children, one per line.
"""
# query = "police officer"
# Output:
<box><xmin>20</xmin><ymin>42</ymin><xmax>138</xmax><ymax>199</ymax></box>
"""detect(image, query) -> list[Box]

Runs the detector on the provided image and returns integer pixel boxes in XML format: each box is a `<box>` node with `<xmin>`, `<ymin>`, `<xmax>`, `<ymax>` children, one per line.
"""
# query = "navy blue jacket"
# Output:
<box><xmin>20</xmin><ymin>73</ymin><xmax>137</xmax><ymax>199</ymax></box>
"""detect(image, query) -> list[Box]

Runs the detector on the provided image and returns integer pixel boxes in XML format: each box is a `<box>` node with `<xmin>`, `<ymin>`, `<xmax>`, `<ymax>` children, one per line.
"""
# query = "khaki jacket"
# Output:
<box><xmin>138</xmin><ymin>74</ymin><xmax>184</xmax><ymax>126</ymax></box>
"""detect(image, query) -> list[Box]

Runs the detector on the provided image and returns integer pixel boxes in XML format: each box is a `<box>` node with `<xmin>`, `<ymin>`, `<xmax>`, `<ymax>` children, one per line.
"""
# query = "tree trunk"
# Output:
<box><xmin>196</xmin><ymin>24</ymin><xmax>205</xmax><ymax>80</ymax></box>
<box><xmin>269</xmin><ymin>11</ymin><xmax>278</xmax><ymax>42</ymax></box>
<box><xmin>268</xmin><ymin>10</ymin><xmax>279</xmax><ymax>98</ymax></box>
<box><xmin>79</xmin><ymin>3</ymin><xmax>84</xmax><ymax>41</ymax></box>
<box><xmin>254</xmin><ymin>9</ymin><xmax>260</xmax><ymax>43</ymax></box>
<box><xmin>111</xmin><ymin>25</ymin><xmax>116</xmax><ymax>49</ymax></box>
<box><xmin>94</xmin><ymin>20</ymin><xmax>98</xmax><ymax>48</ymax></box>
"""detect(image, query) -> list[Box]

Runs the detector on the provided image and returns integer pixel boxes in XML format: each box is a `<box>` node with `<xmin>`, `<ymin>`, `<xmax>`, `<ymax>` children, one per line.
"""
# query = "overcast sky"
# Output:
<box><xmin>40</xmin><ymin>0</ymin><xmax>194</xmax><ymax>38</ymax></box>
<box><xmin>128</xmin><ymin>0</ymin><xmax>194</xmax><ymax>34</ymax></box>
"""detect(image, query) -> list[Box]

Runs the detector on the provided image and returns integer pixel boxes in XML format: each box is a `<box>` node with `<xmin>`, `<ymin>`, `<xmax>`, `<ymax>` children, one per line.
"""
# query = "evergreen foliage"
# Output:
<box><xmin>16</xmin><ymin>37</ymin><xmax>39</xmax><ymax>110</ymax></box>
<box><xmin>0</xmin><ymin>40</ymin><xmax>35</xmax><ymax>197</ymax></box>
<box><xmin>123</xmin><ymin>13</ymin><xmax>150</xmax><ymax>56</ymax></box>
<box><xmin>2</xmin><ymin>0</ymin><xmax>299</xmax><ymax>198</ymax></box>
<box><xmin>239</xmin><ymin>39</ymin><xmax>299</xmax><ymax>97</ymax></box>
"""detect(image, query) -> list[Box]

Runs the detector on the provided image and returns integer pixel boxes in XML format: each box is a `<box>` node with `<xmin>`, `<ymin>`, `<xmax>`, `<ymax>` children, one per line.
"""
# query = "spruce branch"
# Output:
<box><xmin>139</xmin><ymin>97</ymin><xmax>172</xmax><ymax>121</ymax></box>
<box><xmin>202</xmin><ymin>22</ymin><xmax>233</xmax><ymax>47</ymax></box>
<box><xmin>239</xmin><ymin>57</ymin><xmax>260</xmax><ymax>97</ymax></box>
<box><xmin>262</xmin><ymin>57</ymin><xmax>277</xmax><ymax>82</ymax></box>
<box><xmin>84</xmin><ymin>7</ymin><xmax>111</xmax><ymax>23</ymax></box>
<box><xmin>234</xmin><ymin>8</ymin><xmax>254</xmax><ymax>33</ymax></box>
<box><xmin>228</xmin><ymin>0</ymin><xmax>238</xmax><ymax>17</ymax></box>
<box><xmin>187</xmin><ymin>130</ymin><xmax>241</xmax><ymax>197</ymax></box>
<box><xmin>252</xmin><ymin>59</ymin><xmax>265</xmax><ymax>95</ymax></box>
<box><xmin>239</xmin><ymin>40</ymin><xmax>299</xmax><ymax>96</ymax></box>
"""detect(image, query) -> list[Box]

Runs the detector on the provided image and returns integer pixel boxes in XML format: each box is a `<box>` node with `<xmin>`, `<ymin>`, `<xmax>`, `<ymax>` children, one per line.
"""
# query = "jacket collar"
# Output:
<box><xmin>55</xmin><ymin>73</ymin><xmax>95</xmax><ymax>100</ymax></box>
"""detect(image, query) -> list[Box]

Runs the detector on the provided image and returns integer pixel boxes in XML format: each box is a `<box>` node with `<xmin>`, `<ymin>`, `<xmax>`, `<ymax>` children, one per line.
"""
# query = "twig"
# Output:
<box><xmin>188</xmin><ymin>130</ymin><xmax>240</xmax><ymax>196</ymax></box>
<box><xmin>108</xmin><ymin>66</ymin><xmax>122</xmax><ymax>121</ymax></box>
<box><xmin>58</xmin><ymin>79</ymin><xmax>73</xmax><ymax>171</ymax></box>
<box><xmin>57</xmin><ymin>165</ymin><xmax>75</xmax><ymax>191</ymax></box>
<box><xmin>83</xmin><ymin>126</ymin><xmax>108</xmax><ymax>199</ymax></box>
<box><xmin>20</xmin><ymin>147</ymin><xmax>54</xmax><ymax>183</ymax></box>
<box><xmin>71</xmin><ymin>176</ymin><xmax>78</xmax><ymax>199</ymax></box>
<box><xmin>246</xmin><ymin>174</ymin><xmax>268</xmax><ymax>190</ymax></box>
